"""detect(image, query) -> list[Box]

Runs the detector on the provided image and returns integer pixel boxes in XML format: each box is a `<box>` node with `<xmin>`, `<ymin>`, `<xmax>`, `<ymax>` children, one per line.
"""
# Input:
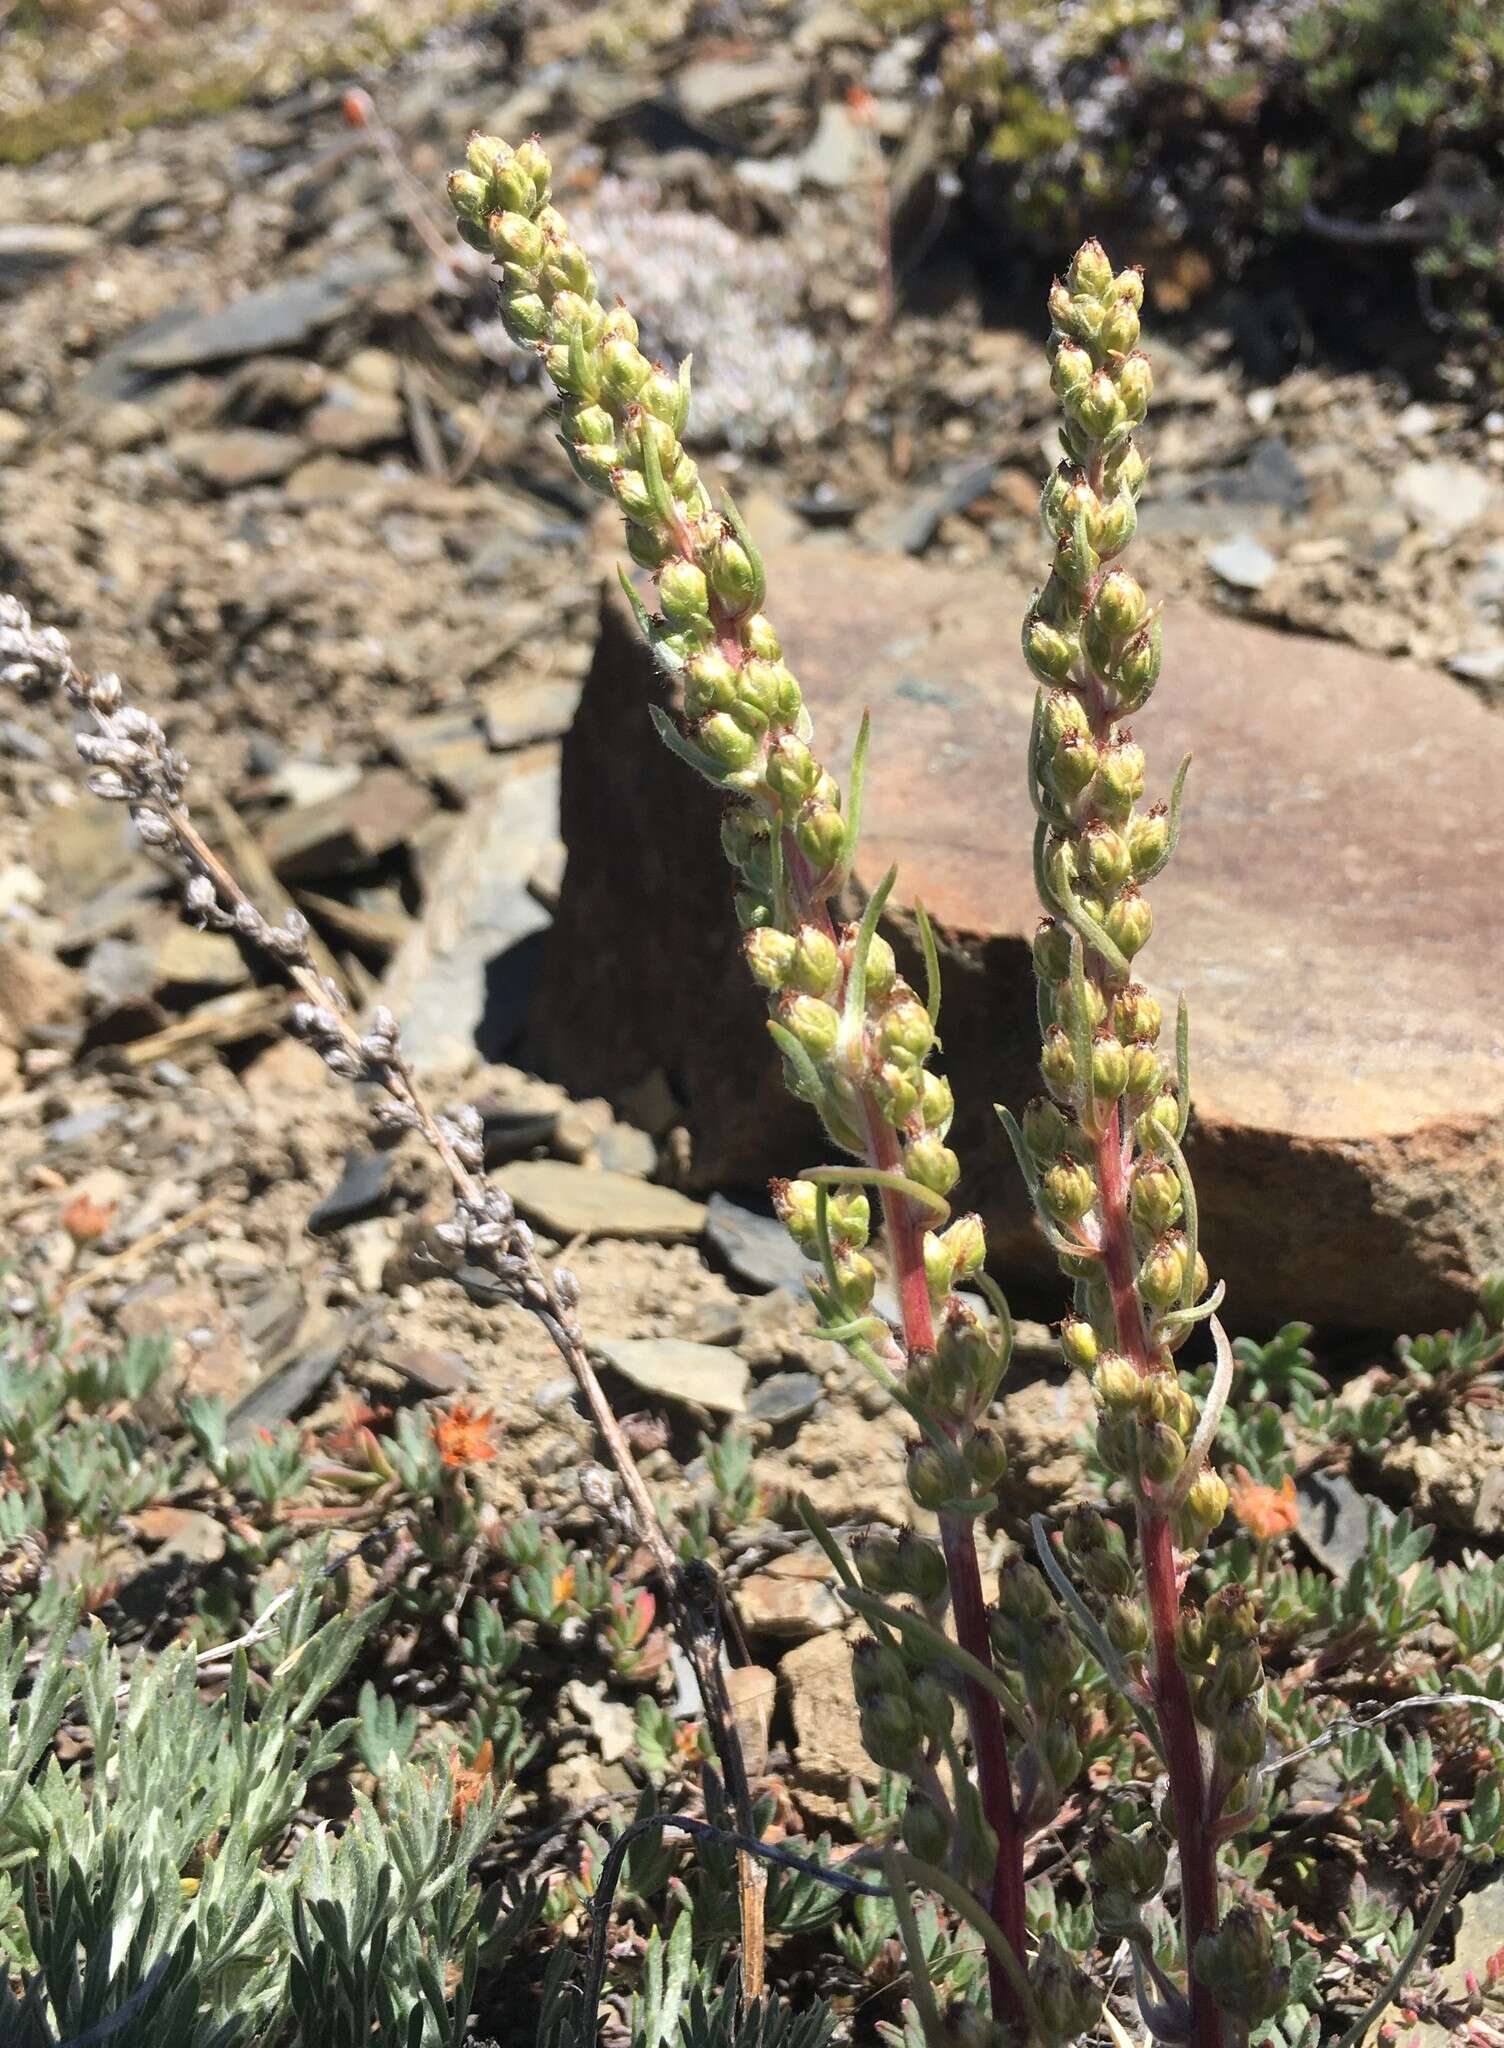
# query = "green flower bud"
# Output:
<box><xmin>1095</xmin><ymin>485</ymin><xmax>1138</xmax><ymax>556</ymax></box>
<box><xmin>1140</xmin><ymin>1370</ymin><xmax>1194</xmax><ymax>1435</ymax></box>
<box><xmin>567</xmin><ymin>439</ymin><xmax>620</xmax><ymax>486</ymax></box>
<box><xmin>905</xmin><ymin>1136</ymin><xmax>960</xmax><ymax>1197</ymax></box>
<box><xmin>1063</xmin><ymin>1502</ymin><xmax>1109</xmax><ymax>1559</ymax></box>
<box><xmin>998</xmin><ymin>1558</ymin><xmax>1052</xmax><ymax>1622</ymax></box>
<box><xmin>699</xmin><ymin>712</ymin><xmax>759</xmax><ymax>774</ymax></box>
<box><xmin>1090</xmin><ymin>1032</ymin><xmax>1129</xmax><ymax>1100</ymax></box>
<box><xmin>447</xmin><ymin>168</ymin><xmax>493</xmax><ymax>218</ymax></box>
<box><xmin>923</xmin><ymin>1231</ymin><xmax>956</xmax><ymax>1302</ymax></box>
<box><xmin>1068</xmin><ymin>239</ymin><xmax>1114</xmax><ymax>299</ymax></box>
<box><xmin>541</xmin><ymin>238</ymin><xmax>593</xmax><ymax>300</ymax></box>
<box><xmin>879</xmin><ymin>998</ymin><xmax>935</xmax><ymax>1064</ymax></box>
<box><xmin>509</xmin><ymin>137</ymin><xmax>551</xmax><ymax>198</ymax></box>
<box><xmin>1023</xmin><ymin>614</ymin><xmax>1080</xmax><ymax>684</ymax></box>
<box><xmin>738</xmin><ymin>612</ymin><xmax>777</xmax><ymax>659</ymax></box>
<box><xmin>612</xmin><ymin>469</ymin><xmax>657</xmax><ymax>522</ymax></box>
<box><xmin>1113</xmin><ymin>984</ymin><xmax>1162</xmax><ymax>1043</ymax></box>
<box><xmin>1046</xmin><ymin>730</ymin><xmax>1099</xmax><ymax>801</ymax></box>
<box><xmin>498</xmin><ymin>283</ymin><xmax>549</xmax><ymax>342</ymax></box>
<box><xmin>1115</xmin><ymin>616</ymin><xmax>1163</xmax><ymax>709</ymax></box>
<box><xmin>901</xmin><ymin>1789</ymin><xmax>951</xmax><ymax>1863</ymax></box>
<box><xmin>833</xmin><ymin>1251</ymin><xmax>877</xmax><ymax>1313</ymax></box>
<box><xmin>1023</xmin><ymin>1094</ymin><xmax>1071</xmax><ymax>1162</ymax></box>
<box><xmin>1093</xmin><ymin>1354</ymin><xmax>1140</xmax><ymax>1413</ymax></box>
<box><xmin>795</xmin><ymin>801</ymin><xmax>845</xmax><ymax>875</ymax></box>
<box><xmin>658</xmin><ymin>560</ymin><xmax>709</xmax><ymax>625</ymax></box>
<box><xmin>967</xmin><ymin>1426</ymin><xmax>1009</xmax><ymax>1491</ymax></box>
<box><xmin>736</xmin><ymin>889</ymin><xmax>772</xmax><ymax>930</ymax></box>
<box><xmin>1129</xmin><ymin>1160</ymin><xmax>1182</xmax><ymax>1236</ymax></box>
<box><xmin>599</xmin><ymin>338</ymin><xmax>651</xmax><ymax>404</ymax></box>
<box><xmin>1215</xmin><ymin>1698</ymin><xmax>1267</xmax><ymax>1774</ymax></box>
<box><xmin>860</xmin><ymin>1690</ymin><xmax>920</xmax><ymax>1772</ymax></box>
<box><xmin>1081</xmin><ymin>822</ymin><xmax>1132</xmax><ymax>893</ymax></box>
<box><xmin>1104</xmin><ymin>438</ymin><xmax>1148</xmax><ymax>502</ymax></box>
<box><xmin>1129</xmin><ymin>803</ymin><xmax>1170</xmax><ymax>877</ymax></box>
<box><xmin>1055</xmin><ymin>973</ymin><xmax>1107</xmax><ymax>1034</ymax></box>
<box><xmin>856</xmin><ymin>932</ymin><xmax>897</xmax><ymax>1002</ymax></box>
<box><xmin>1105</xmin><ymin>1597</ymin><xmax>1149</xmax><ymax>1655</ymax></box>
<box><xmin>851</xmin><ymin>1635</ymin><xmax>909</xmax><ymax>1703</ymax></box>
<box><xmin>1178</xmin><ymin>1469</ymin><xmax>1230</xmax><ymax>1546</ymax></box>
<box><xmin>771</xmin><ymin>1177</ymin><xmax>820</xmax><ymax>1256</ymax></box>
<box><xmin>780</xmin><ymin>925</ymin><xmax>837</xmax><ymax>998</ymax></box>
<box><xmin>938</xmin><ymin>1308</ymin><xmax>1007</xmax><ymax>1408</ymax></box>
<box><xmin>912</xmin><ymin>1670</ymin><xmax>957</xmax><ymax>1746</ymax></box>
<box><xmin>1195</xmin><ymin>1903</ymin><xmax>1287</xmax><ymax>2028</ymax></box>
<box><xmin>1040</xmin><ymin>687</ymin><xmax>1091</xmax><ymax>748</ymax></box>
<box><xmin>625</xmin><ymin>522</ymin><xmax>672</xmax><ymax>569</ymax></box>
<box><xmin>1127</xmin><ymin>1050</ymin><xmax>1168</xmax><ymax>1101</ymax></box>
<box><xmin>1033</xmin><ymin>1614</ymin><xmax>1078</xmax><ymax>1694</ymax></box>
<box><xmin>893</xmin><ymin>1528</ymin><xmax>949</xmax><ymax>1602</ymax></box>
<box><xmin>1040</xmin><ymin>1024</ymin><xmax>1081</xmax><ymax>1105</ymax></box>
<box><xmin>684</xmin><ymin>649</ymin><xmax>740</xmax><ymax>718</ymax></box>
<box><xmin>1059</xmin><ymin>1313</ymin><xmax>1098</xmax><ymax>1370</ymax></box>
<box><xmin>634</xmin><ymin>367</ymin><xmax>683</xmax><ymax>428</ymax></box>
<box><xmin>1138</xmin><ymin>1418</ymin><xmax>1186</xmax><ymax>1485</ymax></box>
<box><xmin>764</xmin><ymin>735</ymin><xmax>819</xmax><ymax>806</ymax></box>
<box><xmin>1095</xmin><ymin>738</ymin><xmax>1146</xmax><ymax>817</ymax></box>
<box><xmin>1092</xmin><ymin>570</ymin><xmax>1148</xmax><ymax>639</ymax></box>
<box><xmin>1213</xmin><ymin>1642</ymin><xmax>1265</xmax><ymax>1706</ymax></box>
<box><xmin>853</xmin><ymin>1530</ymin><xmax>902</xmax><ymax>1594</ymax></box>
<box><xmin>918</xmin><ymin>1069</ymin><xmax>954</xmax><ymax>1131</ymax></box>
<box><xmin>1042</xmin><ymin>1155</ymin><xmax>1096</xmax><ymax>1224</ymax></box>
<box><xmin>780</xmin><ymin>992</ymin><xmax>839</xmax><ymax>1062</ymax></box>
<box><xmin>874</xmin><ymin>1060</ymin><xmax>920</xmax><ymax>1126</ymax></box>
<box><xmin>908</xmin><ymin>1441</ymin><xmax>967</xmax><ymax>1512</ymax></box>
<box><xmin>488</xmin><ymin>209</ymin><xmax>545</xmax><ymax>269</ymax></box>
<box><xmin>1100</xmin><ymin>295</ymin><xmax>1141</xmax><ymax>357</ymax></box>
<box><xmin>744</xmin><ymin>927</ymin><xmax>797</xmax><ymax>990</ymax></box>
<box><xmin>828</xmin><ymin>1188</ymin><xmax>870</xmax><ymax>1249</ymax></box>
<box><xmin>1118</xmin><ymin>351</ymin><xmax>1154</xmax><ymax>421</ymax></box>
<box><xmin>1138</xmin><ymin>1236</ymin><xmax>1186</xmax><ymax>1310</ymax></box>
<box><xmin>1049</xmin><ymin>337</ymin><xmax>1093</xmax><ymax>399</ymax></box>
<box><xmin>1032</xmin><ymin>917</ymin><xmax>1073</xmax><ymax>983</ymax></box>
<box><xmin>1072</xmin><ymin>368</ymin><xmax>1126</xmax><ymax>440</ymax></box>
<box><xmin>1482</xmin><ymin>1268</ymin><xmax>1504</xmax><ymax>1329</ymax></box>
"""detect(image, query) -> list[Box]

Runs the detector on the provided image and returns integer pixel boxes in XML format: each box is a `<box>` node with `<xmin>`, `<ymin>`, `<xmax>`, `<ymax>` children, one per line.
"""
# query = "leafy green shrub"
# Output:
<box><xmin>868</xmin><ymin>0</ymin><xmax>1504</xmax><ymax>383</ymax></box>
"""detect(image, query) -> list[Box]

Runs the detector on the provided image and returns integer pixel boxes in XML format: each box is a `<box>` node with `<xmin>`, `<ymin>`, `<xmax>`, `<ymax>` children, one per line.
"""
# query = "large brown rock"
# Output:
<box><xmin>531</xmin><ymin>540</ymin><xmax>1504</xmax><ymax>1333</ymax></box>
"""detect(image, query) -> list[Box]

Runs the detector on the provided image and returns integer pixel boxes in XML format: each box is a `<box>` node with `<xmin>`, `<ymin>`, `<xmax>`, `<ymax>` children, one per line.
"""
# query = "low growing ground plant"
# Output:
<box><xmin>1</xmin><ymin>121</ymin><xmax>1503</xmax><ymax>2048</ymax></box>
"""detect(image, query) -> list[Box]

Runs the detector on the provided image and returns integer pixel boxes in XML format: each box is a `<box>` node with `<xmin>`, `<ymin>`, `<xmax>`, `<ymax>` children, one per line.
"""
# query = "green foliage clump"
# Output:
<box><xmin>868</xmin><ymin>0</ymin><xmax>1504</xmax><ymax>383</ymax></box>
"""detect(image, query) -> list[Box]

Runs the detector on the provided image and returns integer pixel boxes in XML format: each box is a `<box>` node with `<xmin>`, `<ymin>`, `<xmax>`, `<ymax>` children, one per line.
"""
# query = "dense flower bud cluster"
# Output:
<box><xmin>448</xmin><ymin>135</ymin><xmax>996</xmax><ymax>1341</ymax></box>
<box><xmin>450</xmin><ymin>140</ymin><xmax>1033</xmax><ymax>2014</ymax></box>
<box><xmin>1011</xmin><ymin>238</ymin><xmax>1217</xmax><ymax>1385</ymax></box>
<box><xmin>1014</xmin><ymin>251</ymin><xmax>1265</xmax><ymax>2048</ymax></box>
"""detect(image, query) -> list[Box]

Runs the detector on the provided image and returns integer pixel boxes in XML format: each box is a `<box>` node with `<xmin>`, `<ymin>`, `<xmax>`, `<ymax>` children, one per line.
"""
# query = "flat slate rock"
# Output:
<box><xmin>120</xmin><ymin>255</ymin><xmax>403</xmax><ymax>372</ymax></box>
<box><xmin>705</xmin><ymin>1191</ymin><xmax>816</xmax><ymax>1296</ymax></box>
<box><xmin>502</xmin><ymin>1160</ymin><xmax>707</xmax><ymax>1243</ymax></box>
<box><xmin>533</xmin><ymin>541</ymin><xmax>1504</xmax><ymax>1331</ymax></box>
<box><xmin>595</xmin><ymin>1336</ymin><xmax>748</xmax><ymax>1414</ymax></box>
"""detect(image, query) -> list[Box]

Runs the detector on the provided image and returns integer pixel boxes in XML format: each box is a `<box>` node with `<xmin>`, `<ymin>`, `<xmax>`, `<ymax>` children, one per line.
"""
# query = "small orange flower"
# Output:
<box><xmin>1227</xmin><ymin>1467</ymin><xmax>1299</xmax><ymax>1542</ymax></box>
<box><xmin>433</xmin><ymin>1402</ymin><xmax>498</xmax><ymax>1470</ymax></box>
<box><xmin>62</xmin><ymin>1191</ymin><xmax>113</xmax><ymax>1243</ymax></box>
<box><xmin>450</xmin><ymin>1738</ymin><xmax>494</xmax><ymax>1824</ymax></box>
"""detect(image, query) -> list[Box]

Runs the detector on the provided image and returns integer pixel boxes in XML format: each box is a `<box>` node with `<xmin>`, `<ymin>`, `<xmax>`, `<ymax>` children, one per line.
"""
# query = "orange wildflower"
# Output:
<box><xmin>450</xmin><ymin>1739</ymin><xmax>494</xmax><ymax>1824</ymax></box>
<box><xmin>432</xmin><ymin>1402</ymin><xmax>498</xmax><ymax>1470</ymax></box>
<box><xmin>61</xmin><ymin>1191</ymin><xmax>114</xmax><ymax>1242</ymax></box>
<box><xmin>1227</xmin><ymin>1467</ymin><xmax>1299</xmax><ymax>1542</ymax></box>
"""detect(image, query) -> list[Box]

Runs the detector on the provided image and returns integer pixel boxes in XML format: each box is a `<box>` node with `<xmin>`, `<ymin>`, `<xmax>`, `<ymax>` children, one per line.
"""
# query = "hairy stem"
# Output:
<box><xmin>869</xmin><ymin>1113</ymin><xmax>1028</xmax><ymax>2024</ymax></box>
<box><xmin>1095</xmin><ymin>1112</ymin><xmax>1223</xmax><ymax>2048</ymax></box>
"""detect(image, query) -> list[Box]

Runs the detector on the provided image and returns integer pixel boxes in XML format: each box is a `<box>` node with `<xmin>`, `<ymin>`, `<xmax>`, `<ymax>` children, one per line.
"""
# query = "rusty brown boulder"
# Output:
<box><xmin>531</xmin><ymin>540</ymin><xmax>1504</xmax><ymax>1334</ymax></box>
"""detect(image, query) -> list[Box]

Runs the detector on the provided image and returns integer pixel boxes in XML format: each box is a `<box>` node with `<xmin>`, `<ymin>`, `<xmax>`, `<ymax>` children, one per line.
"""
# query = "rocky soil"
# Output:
<box><xmin>2</xmin><ymin>0</ymin><xmax>1504</xmax><ymax>1809</ymax></box>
